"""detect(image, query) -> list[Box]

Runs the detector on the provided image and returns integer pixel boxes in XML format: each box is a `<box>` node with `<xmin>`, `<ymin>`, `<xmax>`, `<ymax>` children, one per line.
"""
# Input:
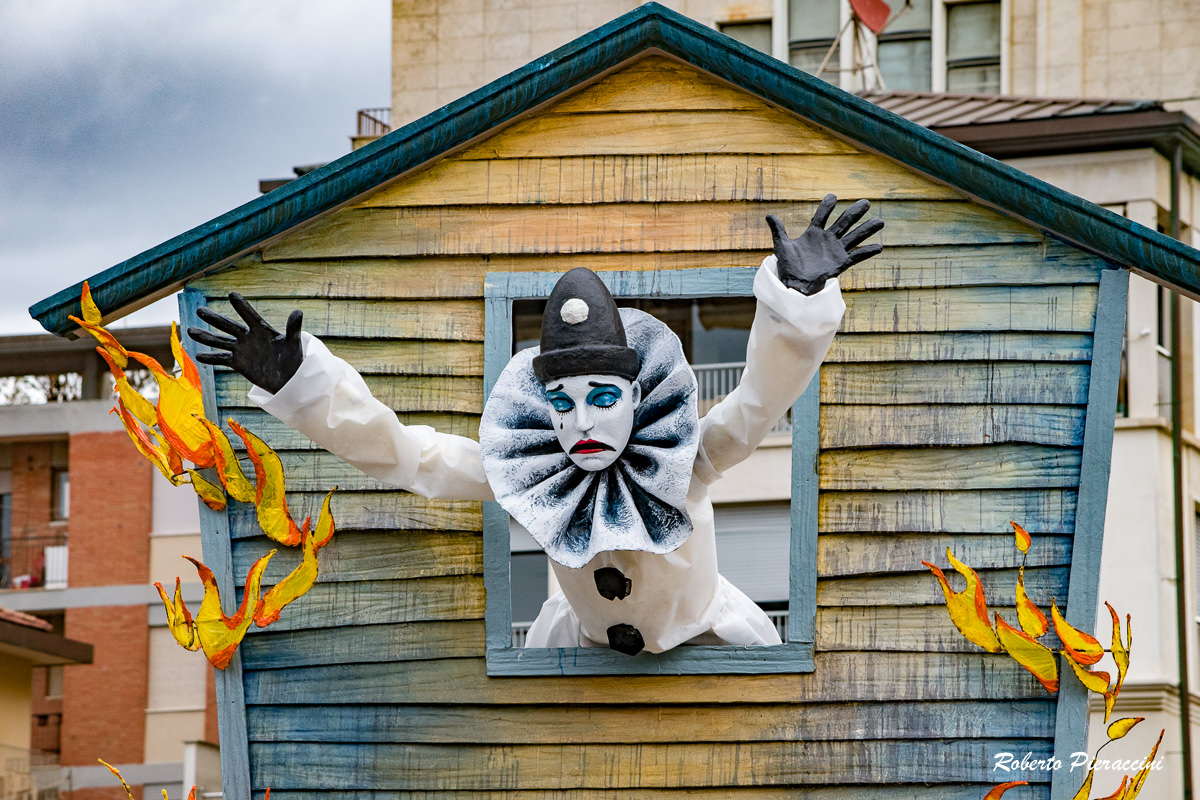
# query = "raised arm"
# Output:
<box><xmin>697</xmin><ymin>196</ymin><xmax>883</xmax><ymax>477</ymax></box>
<box><xmin>188</xmin><ymin>295</ymin><xmax>493</xmax><ymax>502</ymax></box>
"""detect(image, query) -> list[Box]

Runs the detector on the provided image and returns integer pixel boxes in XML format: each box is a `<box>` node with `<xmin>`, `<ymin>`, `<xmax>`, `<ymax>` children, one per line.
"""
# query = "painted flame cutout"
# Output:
<box><xmin>76</xmin><ymin>284</ymin><xmax>336</xmax><ymax>668</ymax></box>
<box><xmin>921</xmin><ymin>548</ymin><xmax>1001</xmax><ymax>653</ymax></box>
<box><xmin>932</xmin><ymin>523</ymin><xmax>1163</xmax><ymax>800</ymax></box>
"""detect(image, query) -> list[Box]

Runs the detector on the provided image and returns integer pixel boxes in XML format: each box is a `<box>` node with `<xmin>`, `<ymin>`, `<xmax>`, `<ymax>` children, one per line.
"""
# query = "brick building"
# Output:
<box><xmin>0</xmin><ymin>329</ymin><xmax>220</xmax><ymax>800</ymax></box>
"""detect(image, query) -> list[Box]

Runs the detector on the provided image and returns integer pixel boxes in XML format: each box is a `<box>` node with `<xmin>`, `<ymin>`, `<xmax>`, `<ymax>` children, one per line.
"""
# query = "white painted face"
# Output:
<box><xmin>543</xmin><ymin>374</ymin><xmax>641</xmax><ymax>471</ymax></box>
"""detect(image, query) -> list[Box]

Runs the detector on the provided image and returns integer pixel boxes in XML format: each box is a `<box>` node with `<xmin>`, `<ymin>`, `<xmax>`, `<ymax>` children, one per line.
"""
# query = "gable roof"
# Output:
<box><xmin>31</xmin><ymin>2</ymin><xmax>1200</xmax><ymax>335</ymax></box>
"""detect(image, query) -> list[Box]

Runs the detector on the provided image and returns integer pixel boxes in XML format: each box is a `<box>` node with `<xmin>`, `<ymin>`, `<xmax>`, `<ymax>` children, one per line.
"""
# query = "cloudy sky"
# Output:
<box><xmin>1</xmin><ymin>1</ymin><xmax>390</xmax><ymax>334</ymax></box>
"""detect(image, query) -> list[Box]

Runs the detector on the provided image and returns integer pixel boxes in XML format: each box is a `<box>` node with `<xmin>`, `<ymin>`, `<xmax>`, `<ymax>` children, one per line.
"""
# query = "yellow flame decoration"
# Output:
<box><xmin>922</xmin><ymin>548</ymin><xmax>1001</xmax><ymax>653</ymax></box>
<box><xmin>938</xmin><ymin>524</ymin><xmax>1159</xmax><ymax>800</ymax></box>
<box><xmin>76</xmin><ymin>284</ymin><xmax>336</xmax><ymax>668</ymax></box>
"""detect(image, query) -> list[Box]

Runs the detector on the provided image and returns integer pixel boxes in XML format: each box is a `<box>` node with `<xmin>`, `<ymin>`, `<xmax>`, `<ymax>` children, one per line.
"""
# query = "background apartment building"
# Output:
<box><xmin>0</xmin><ymin>330</ymin><xmax>220</xmax><ymax>800</ymax></box>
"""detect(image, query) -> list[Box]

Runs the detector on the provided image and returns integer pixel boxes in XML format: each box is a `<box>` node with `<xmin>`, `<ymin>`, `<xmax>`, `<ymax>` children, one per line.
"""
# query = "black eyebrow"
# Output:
<box><xmin>547</xmin><ymin>384</ymin><xmax>564</xmax><ymax>392</ymax></box>
<box><xmin>587</xmin><ymin>382</ymin><xmax>619</xmax><ymax>388</ymax></box>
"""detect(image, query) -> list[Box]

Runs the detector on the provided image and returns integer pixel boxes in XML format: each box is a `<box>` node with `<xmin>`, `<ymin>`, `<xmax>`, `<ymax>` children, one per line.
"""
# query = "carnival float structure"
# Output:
<box><xmin>31</xmin><ymin>5</ymin><xmax>1200</xmax><ymax>798</ymax></box>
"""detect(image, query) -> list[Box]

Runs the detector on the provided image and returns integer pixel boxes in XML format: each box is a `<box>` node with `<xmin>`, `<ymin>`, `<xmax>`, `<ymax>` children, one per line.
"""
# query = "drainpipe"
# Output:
<box><xmin>1170</xmin><ymin>136</ymin><xmax>1194</xmax><ymax>800</ymax></box>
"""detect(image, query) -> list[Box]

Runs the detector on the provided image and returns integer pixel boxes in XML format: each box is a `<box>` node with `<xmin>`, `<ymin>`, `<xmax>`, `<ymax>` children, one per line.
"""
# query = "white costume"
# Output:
<box><xmin>249</xmin><ymin>257</ymin><xmax>845</xmax><ymax>653</ymax></box>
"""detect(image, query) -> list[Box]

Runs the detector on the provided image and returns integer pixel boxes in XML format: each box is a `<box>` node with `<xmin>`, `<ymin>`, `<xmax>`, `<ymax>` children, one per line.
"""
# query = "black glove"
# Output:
<box><xmin>188</xmin><ymin>292</ymin><xmax>304</xmax><ymax>394</ymax></box>
<box><xmin>766</xmin><ymin>194</ymin><xmax>884</xmax><ymax>296</ymax></box>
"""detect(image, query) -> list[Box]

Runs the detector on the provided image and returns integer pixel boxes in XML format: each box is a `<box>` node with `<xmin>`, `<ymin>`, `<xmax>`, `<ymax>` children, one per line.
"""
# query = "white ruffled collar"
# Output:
<box><xmin>479</xmin><ymin>308</ymin><xmax>699</xmax><ymax>569</ymax></box>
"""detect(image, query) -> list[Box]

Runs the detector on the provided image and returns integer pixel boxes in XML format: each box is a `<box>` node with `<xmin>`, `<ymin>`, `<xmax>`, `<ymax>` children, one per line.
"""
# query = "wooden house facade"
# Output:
<box><xmin>31</xmin><ymin>5</ymin><xmax>1200</xmax><ymax>798</ymax></box>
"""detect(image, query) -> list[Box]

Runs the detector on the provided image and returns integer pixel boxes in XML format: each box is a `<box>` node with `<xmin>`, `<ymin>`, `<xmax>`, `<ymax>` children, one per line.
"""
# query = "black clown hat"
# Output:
<box><xmin>532</xmin><ymin>268</ymin><xmax>641</xmax><ymax>383</ymax></box>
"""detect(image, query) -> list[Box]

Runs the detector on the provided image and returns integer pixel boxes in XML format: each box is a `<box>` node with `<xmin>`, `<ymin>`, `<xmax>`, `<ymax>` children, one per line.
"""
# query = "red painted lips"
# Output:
<box><xmin>570</xmin><ymin>439</ymin><xmax>615</xmax><ymax>454</ymax></box>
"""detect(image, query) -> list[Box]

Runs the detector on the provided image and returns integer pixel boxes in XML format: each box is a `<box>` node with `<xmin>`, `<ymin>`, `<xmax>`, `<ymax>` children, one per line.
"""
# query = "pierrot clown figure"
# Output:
<box><xmin>189</xmin><ymin>195</ymin><xmax>884</xmax><ymax>655</ymax></box>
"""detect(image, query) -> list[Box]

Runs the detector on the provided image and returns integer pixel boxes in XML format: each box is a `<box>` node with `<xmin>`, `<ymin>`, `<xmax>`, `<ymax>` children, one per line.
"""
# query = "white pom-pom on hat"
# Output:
<box><xmin>560</xmin><ymin>298</ymin><xmax>589</xmax><ymax>325</ymax></box>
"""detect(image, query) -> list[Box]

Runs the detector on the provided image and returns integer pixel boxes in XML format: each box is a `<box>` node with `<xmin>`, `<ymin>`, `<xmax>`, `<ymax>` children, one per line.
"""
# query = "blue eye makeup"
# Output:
<box><xmin>546</xmin><ymin>390</ymin><xmax>574</xmax><ymax>413</ymax></box>
<box><xmin>586</xmin><ymin>385</ymin><xmax>622</xmax><ymax>408</ymax></box>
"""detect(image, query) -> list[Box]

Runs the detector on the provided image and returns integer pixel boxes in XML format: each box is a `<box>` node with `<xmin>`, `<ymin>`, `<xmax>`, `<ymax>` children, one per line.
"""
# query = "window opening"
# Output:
<box><xmin>718</xmin><ymin>20</ymin><xmax>774</xmax><ymax>55</ymax></box>
<box><xmin>487</xmin><ymin>267</ymin><xmax>819</xmax><ymax>676</ymax></box>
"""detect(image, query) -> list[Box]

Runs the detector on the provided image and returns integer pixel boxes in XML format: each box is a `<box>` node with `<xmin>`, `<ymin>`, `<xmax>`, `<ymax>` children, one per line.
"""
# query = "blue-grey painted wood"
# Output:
<box><xmin>246</xmin><ymin>738</ymin><xmax>1057</xmax><ymax>790</ymax></box>
<box><xmin>242</xmin><ymin>652</ymin><xmax>1055</xmax><ymax>706</ymax></box>
<box><xmin>482</xmin><ymin>267</ymin><xmax>814</xmax><ymax>675</ymax></box>
<box><xmin>1049</xmin><ymin>267</ymin><xmax>1129</xmax><ymax>800</ymax></box>
<box><xmin>243</xmin><ymin>699</ymin><xmax>1057</xmax><ymax>742</ymax></box>
<box><xmin>790</xmin><ymin>377</ymin><xmax>818</xmax><ymax>645</ymax></box>
<box><xmin>30</xmin><ymin>4</ymin><xmax>1200</xmax><ymax>336</ymax></box>
<box><xmin>179</xmin><ymin>288</ymin><xmax>252</xmax><ymax>800</ymax></box>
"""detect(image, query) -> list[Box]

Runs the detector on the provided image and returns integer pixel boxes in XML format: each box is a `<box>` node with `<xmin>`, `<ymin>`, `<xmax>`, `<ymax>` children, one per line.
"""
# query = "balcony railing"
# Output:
<box><xmin>1</xmin><ymin>535</ymin><xmax>68</xmax><ymax>590</ymax></box>
<box><xmin>356</xmin><ymin>107</ymin><xmax>392</xmax><ymax>138</ymax></box>
<box><xmin>0</xmin><ymin>744</ymin><xmax>61</xmax><ymax>800</ymax></box>
<box><xmin>512</xmin><ymin>610</ymin><xmax>788</xmax><ymax>647</ymax></box>
<box><xmin>693</xmin><ymin>362</ymin><xmax>792</xmax><ymax>436</ymax></box>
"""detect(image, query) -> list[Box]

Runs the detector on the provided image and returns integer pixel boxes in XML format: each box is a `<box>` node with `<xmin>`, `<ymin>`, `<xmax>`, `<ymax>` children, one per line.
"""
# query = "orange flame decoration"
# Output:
<box><xmin>926</xmin><ymin>522</ymin><xmax>1161</xmax><ymax>800</ymax></box>
<box><xmin>73</xmin><ymin>283</ymin><xmax>336</xmax><ymax>668</ymax></box>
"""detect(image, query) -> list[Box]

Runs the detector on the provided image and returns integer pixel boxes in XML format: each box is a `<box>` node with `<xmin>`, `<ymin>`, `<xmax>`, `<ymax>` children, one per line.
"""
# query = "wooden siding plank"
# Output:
<box><xmin>247</xmin><ymin>739</ymin><xmax>1054</xmax><ymax>789</ymax></box>
<box><xmin>232</xmin><ymin>530</ymin><xmax>481</xmax><ymax>582</ymax></box>
<box><xmin>357</xmin><ymin>154</ymin><xmax>962</xmax><ymax>207</ymax></box>
<box><xmin>819</xmin><ymin>444</ymin><xmax>1081</xmax><ymax>490</ymax></box>
<box><xmin>245</xmin><ymin>577</ymin><xmax>485</xmax><ymax>631</ymax></box>
<box><xmin>820</xmin><ymin>404</ymin><xmax>1086</xmax><ymax>447</ymax></box>
<box><xmin>227</xmin><ymin>493</ymin><xmax>481</xmax><ymax>536</ymax></box>
<box><xmin>275</xmin><ymin>339</ymin><xmax>482</xmax><ymax>375</ymax></box>
<box><xmin>816</xmin><ymin>533</ymin><xmax>1072</xmax><ymax>577</ymax></box>
<box><xmin>841</xmin><ymin>243</ymin><xmax>1102</xmax><ymax>291</ymax></box>
<box><xmin>841</xmin><ymin>285</ymin><xmax>1097</xmax><ymax>333</ymax></box>
<box><xmin>244</xmin><ymin>699</ymin><xmax>1055</xmax><ymax>743</ymax></box>
<box><xmin>821</xmin><ymin>363</ymin><xmax>1090</xmax><ymax>405</ymax></box>
<box><xmin>221</xmin><ymin>410</ymin><xmax>480</xmax><ymax>450</ymax></box>
<box><xmin>815</xmin><ymin>606</ymin><xmax>1048</xmax><ymax>652</ymax></box>
<box><xmin>826</xmin><ymin>332</ymin><xmax>1093</xmax><ymax>363</ymax></box>
<box><xmin>198</xmin><ymin>245</ymin><xmax>1099</xmax><ymax>300</ymax></box>
<box><xmin>547</xmin><ymin>56</ymin><xmax>780</xmax><ymax>112</ymax></box>
<box><xmin>819</xmin><ymin>489</ymin><xmax>1077</xmax><ymax>533</ymax></box>
<box><xmin>817</xmin><ymin>566</ymin><xmax>1066</xmax><ymax>607</ymax></box>
<box><xmin>200</xmin><ymin>297</ymin><xmax>484</xmax><ymax>341</ymax></box>
<box><xmin>242</xmin><ymin>652</ymin><xmax>1051</xmax><ymax>705</ymax></box>
<box><xmin>260</xmin><ymin>202</ymin><xmax>1041</xmax><ymax>261</ymax></box>
<box><xmin>454</xmin><ymin>109</ymin><xmax>861</xmax><ymax>159</ymax></box>
<box><xmin>215</xmin><ymin>374</ymin><xmax>483</xmax><ymax>413</ymax></box>
<box><xmin>239</xmin><ymin>621</ymin><xmax>483</xmax><ymax>669</ymax></box>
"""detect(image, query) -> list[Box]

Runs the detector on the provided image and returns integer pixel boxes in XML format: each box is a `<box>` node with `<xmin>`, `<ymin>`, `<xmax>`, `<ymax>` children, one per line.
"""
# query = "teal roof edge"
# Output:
<box><xmin>30</xmin><ymin>1</ymin><xmax>1200</xmax><ymax>335</ymax></box>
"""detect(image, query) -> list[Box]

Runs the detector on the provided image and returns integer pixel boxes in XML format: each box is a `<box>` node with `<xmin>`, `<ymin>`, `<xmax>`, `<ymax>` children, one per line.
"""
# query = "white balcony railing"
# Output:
<box><xmin>511</xmin><ymin>610</ymin><xmax>788</xmax><ymax>647</ymax></box>
<box><xmin>693</xmin><ymin>362</ymin><xmax>792</xmax><ymax>436</ymax></box>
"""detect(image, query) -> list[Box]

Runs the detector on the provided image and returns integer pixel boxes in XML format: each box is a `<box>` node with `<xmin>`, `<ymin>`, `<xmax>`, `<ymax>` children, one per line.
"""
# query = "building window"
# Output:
<box><xmin>45</xmin><ymin>665</ymin><xmax>63</xmax><ymax>700</ymax></box>
<box><xmin>51</xmin><ymin>469</ymin><xmax>69</xmax><ymax>521</ymax></box>
<box><xmin>788</xmin><ymin>0</ymin><xmax>844</xmax><ymax>77</ymax></box>
<box><xmin>718</xmin><ymin>19</ymin><xmax>774</xmax><ymax>55</ymax></box>
<box><xmin>1157</xmin><ymin>284</ymin><xmax>1173</xmax><ymax>416</ymax></box>
<box><xmin>877</xmin><ymin>0</ymin><xmax>932</xmax><ymax>90</ymax></box>
<box><xmin>785</xmin><ymin>0</ymin><xmax>1004</xmax><ymax>93</ymax></box>
<box><xmin>944</xmin><ymin>0</ymin><xmax>1001</xmax><ymax>93</ymax></box>
<box><xmin>483</xmin><ymin>267</ymin><xmax>819</xmax><ymax>676</ymax></box>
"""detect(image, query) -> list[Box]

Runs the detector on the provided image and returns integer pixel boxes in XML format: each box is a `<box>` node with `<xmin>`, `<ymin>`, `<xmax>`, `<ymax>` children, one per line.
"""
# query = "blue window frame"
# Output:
<box><xmin>482</xmin><ymin>267</ymin><xmax>819</xmax><ymax>676</ymax></box>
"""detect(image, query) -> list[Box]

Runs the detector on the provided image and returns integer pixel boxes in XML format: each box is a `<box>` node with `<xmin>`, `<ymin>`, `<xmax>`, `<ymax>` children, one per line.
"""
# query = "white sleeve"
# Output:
<box><xmin>695</xmin><ymin>255</ymin><xmax>845</xmax><ymax>480</ymax></box>
<box><xmin>247</xmin><ymin>332</ymin><xmax>494</xmax><ymax>502</ymax></box>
